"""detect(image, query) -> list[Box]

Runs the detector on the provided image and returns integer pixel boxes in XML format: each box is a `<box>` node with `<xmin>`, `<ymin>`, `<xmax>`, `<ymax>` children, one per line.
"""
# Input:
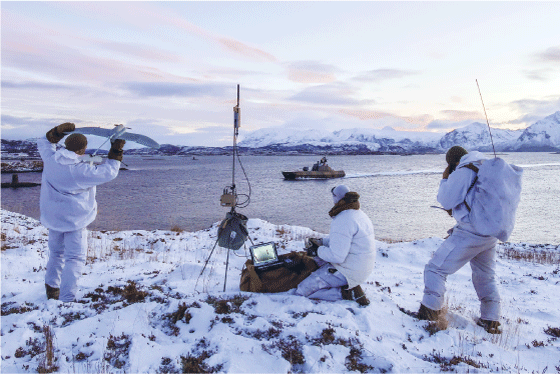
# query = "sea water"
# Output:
<box><xmin>2</xmin><ymin>153</ymin><xmax>559</xmax><ymax>244</ymax></box>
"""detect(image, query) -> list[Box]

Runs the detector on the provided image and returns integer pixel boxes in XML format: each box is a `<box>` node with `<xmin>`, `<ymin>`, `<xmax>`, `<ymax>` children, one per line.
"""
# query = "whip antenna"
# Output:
<box><xmin>476</xmin><ymin>79</ymin><xmax>497</xmax><ymax>158</ymax></box>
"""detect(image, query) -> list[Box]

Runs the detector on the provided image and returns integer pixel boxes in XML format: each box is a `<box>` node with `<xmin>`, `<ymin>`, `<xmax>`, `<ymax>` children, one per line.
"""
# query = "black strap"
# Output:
<box><xmin>460</xmin><ymin>163</ymin><xmax>479</xmax><ymax>212</ymax></box>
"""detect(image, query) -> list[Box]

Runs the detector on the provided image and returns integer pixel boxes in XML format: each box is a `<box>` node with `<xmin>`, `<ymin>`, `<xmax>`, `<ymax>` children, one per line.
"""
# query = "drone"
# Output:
<box><xmin>66</xmin><ymin>124</ymin><xmax>160</xmax><ymax>163</ymax></box>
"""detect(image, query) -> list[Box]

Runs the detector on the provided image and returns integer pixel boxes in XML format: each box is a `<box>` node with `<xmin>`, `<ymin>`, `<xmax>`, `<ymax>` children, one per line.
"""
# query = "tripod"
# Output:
<box><xmin>195</xmin><ymin>85</ymin><xmax>253</xmax><ymax>293</ymax></box>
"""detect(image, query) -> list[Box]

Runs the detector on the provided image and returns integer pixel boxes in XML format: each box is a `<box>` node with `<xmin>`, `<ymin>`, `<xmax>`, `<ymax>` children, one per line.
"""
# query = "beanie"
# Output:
<box><xmin>65</xmin><ymin>133</ymin><xmax>88</xmax><ymax>153</ymax></box>
<box><xmin>446</xmin><ymin>146</ymin><xmax>468</xmax><ymax>165</ymax></box>
<box><xmin>331</xmin><ymin>185</ymin><xmax>350</xmax><ymax>204</ymax></box>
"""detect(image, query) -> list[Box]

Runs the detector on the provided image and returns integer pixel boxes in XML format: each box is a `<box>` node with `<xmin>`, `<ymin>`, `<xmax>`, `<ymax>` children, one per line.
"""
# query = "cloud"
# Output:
<box><xmin>525</xmin><ymin>46</ymin><xmax>560</xmax><ymax>80</ymax></box>
<box><xmin>509</xmin><ymin>96</ymin><xmax>560</xmax><ymax>114</ymax></box>
<box><xmin>536</xmin><ymin>46</ymin><xmax>560</xmax><ymax>64</ymax></box>
<box><xmin>1</xmin><ymin>80</ymin><xmax>76</xmax><ymax>91</ymax></box>
<box><xmin>338</xmin><ymin>109</ymin><xmax>434</xmax><ymax>130</ymax></box>
<box><xmin>289</xmin><ymin>83</ymin><xmax>369</xmax><ymax>106</ymax></box>
<box><xmin>122</xmin><ymin>82</ymin><xmax>231</xmax><ymax>98</ymax></box>
<box><xmin>353</xmin><ymin>69</ymin><xmax>418</xmax><ymax>83</ymax></box>
<box><xmin>507</xmin><ymin>96</ymin><xmax>560</xmax><ymax>126</ymax></box>
<box><xmin>286</xmin><ymin>61</ymin><xmax>340</xmax><ymax>83</ymax></box>
<box><xmin>440</xmin><ymin>110</ymin><xmax>482</xmax><ymax>122</ymax></box>
<box><xmin>523</xmin><ymin>68</ymin><xmax>554</xmax><ymax>81</ymax></box>
<box><xmin>95</xmin><ymin>40</ymin><xmax>184</xmax><ymax>63</ymax></box>
<box><xmin>0</xmin><ymin>115</ymin><xmax>81</xmax><ymax>140</ymax></box>
<box><xmin>426</xmin><ymin>119</ymin><xmax>475</xmax><ymax>131</ymax></box>
<box><xmin>337</xmin><ymin>109</ymin><xmax>395</xmax><ymax>121</ymax></box>
<box><xmin>216</xmin><ymin>37</ymin><xmax>277</xmax><ymax>63</ymax></box>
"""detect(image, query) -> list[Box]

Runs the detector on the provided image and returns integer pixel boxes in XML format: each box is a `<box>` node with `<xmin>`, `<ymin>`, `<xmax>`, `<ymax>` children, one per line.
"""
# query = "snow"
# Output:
<box><xmin>1</xmin><ymin>209</ymin><xmax>559</xmax><ymax>373</ymax></box>
<box><xmin>238</xmin><ymin>112</ymin><xmax>560</xmax><ymax>152</ymax></box>
<box><xmin>514</xmin><ymin>112</ymin><xmax>560</xmax><ymax>150</ymax></box>
<box><xmin>239</xmin><ymin>126</ymin><xmax>442</xmax><ymax>150</ymax></box>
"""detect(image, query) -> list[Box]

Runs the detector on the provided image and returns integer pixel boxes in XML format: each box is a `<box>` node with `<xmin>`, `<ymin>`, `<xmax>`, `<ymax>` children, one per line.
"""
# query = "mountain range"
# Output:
<box><xmin>2</xmin><ymin>111</ymin><xmax>559</xmax><ymax>157</ymax></box>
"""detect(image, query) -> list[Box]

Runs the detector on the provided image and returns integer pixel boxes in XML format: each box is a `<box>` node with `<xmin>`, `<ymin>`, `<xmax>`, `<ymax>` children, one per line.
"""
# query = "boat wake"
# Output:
<box><xmin>344</xmin><ymin>170</ymin><xmax>441</xmax><ymax>179</ymax></box>
<box><xmin>345</xmin><ymin>162</ymin><xmax>560</xmax><ymax>179</ymax></box>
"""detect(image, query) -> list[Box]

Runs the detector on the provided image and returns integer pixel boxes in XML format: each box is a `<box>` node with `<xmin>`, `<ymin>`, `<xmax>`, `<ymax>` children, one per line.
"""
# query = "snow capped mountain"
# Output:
<box><xmin>437</xmin><ymin>122</ymin><xmax>523</xmax><ymax>152</ymax></box>
<box><xmin>239</xmin><ymin>112</ymin><xmax>560</xmax><ymax>153</ymax></box>
<box><xmin>512</xmin><ymin>111</ymin><xmax>560</xmax><ymax>151</ymax></box>
<box><xmin>239</xmin><ymin>126</ymin><xmax>442</xmax><ymax>153</ymax></box>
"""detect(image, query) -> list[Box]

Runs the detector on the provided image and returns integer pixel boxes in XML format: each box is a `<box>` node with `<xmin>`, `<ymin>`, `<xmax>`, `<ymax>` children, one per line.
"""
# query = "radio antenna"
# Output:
<box><xmin>232</xmin><ymin>84</ymin><xmax>240</xmax><ymax>193</ymax></box>
<box><xmin>197</xmin><ymin>84</ymin><xmax>252</xmax><ymax>293</ymax></box>
<box><xmin>476</xmin><ymin>79</ymin><xmax>497</xmax><ymax>158</ymax></box>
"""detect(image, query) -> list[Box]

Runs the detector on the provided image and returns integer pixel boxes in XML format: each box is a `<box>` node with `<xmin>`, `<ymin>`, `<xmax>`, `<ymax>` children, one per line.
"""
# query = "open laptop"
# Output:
<box><xmin>249</xmin><ymin>242</ymin><xmax>284</xmax><ymax>272</ymax></box>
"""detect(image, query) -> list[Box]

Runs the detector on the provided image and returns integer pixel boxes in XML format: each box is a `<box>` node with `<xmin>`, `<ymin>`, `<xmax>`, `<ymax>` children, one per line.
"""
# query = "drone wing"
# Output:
<box><xmin>70</xmin><ymin>127</ymin><xmax>115</xmax><ymax>138</ymax></box>
<box><xmin>118</xmin><ymin>132</ymin><xmax>160</xmax><ymax>148</ymax></box>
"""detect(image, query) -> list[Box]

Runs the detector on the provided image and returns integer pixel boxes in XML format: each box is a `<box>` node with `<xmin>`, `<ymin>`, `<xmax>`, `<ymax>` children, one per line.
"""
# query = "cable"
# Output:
<box><xmin>234</xmin><ymin>147</ymin><xmax>251</xmax><ymax>208</ymax></box>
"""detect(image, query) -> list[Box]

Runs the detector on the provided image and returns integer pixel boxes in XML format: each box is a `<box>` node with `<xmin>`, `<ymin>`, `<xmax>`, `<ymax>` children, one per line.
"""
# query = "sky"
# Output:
<box><xmin>1</xmin><ymin>1</ymin><xmax>560</xmax><ymax>147</ymax></box>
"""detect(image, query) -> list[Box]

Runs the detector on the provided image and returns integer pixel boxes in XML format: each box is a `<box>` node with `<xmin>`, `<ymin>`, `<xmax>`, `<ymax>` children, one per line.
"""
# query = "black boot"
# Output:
<box><xmin>45</xmin><ymin>284</ymin><xmax>60</xmax><ymax>300</ymax></box>
<box><xmin>477</xmin><ymin>319</ymin><xmax>502</xmax><ymax>334</ymax></box>
<box><xmin>341</xmin><ymin>285</ymin><xmax>370</xmax><ymax>306</ymax></box>
<box><xmin>417</xmin><ymin>304</ymin><xmax>440</xmax><ymax>321</ymax></box>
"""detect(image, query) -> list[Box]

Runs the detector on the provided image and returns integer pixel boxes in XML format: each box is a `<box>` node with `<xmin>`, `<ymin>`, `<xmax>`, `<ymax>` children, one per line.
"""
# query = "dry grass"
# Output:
<box><xmin>37</xmin><ymin>325</ymin><xmax>58</xmax><ymax>373</ymax></box>
<box><xmin>498</xmin><ymin>244</ymin><xmax>560</xmax><ymax>265</ymax></box>
<box><xmin>377</xmin><ymin>237</ymin><xmax>407</xmax><ymax>244</ymax></box>
<box><xmin>170</xmin><ymin>225</ymin><xmax>184</xmax><ymax>233</ymax></box>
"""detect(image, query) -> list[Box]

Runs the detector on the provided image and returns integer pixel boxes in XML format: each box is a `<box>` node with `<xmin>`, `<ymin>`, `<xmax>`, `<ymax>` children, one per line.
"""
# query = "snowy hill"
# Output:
<box><xmin>437</xmin><ymin>122</ymin><xmax>523</xmax><ymax>152</ymax></box>
<box><xmin>2</xmin><ymin>209</ymin><xmax>559</xmax><ymax>373</ymax></box>
<box><xmin>239</xmin><ymin>126</ymin><xmax>442</xmax><ymax>154</ymax></box>
<box><xmin>239</xmin><ymin>112</ymin><xmax>560</xmax><ymax>153</ymax></box>
<box><xmin>512</xmin><ymin>111</ymin><xmax>560</xmax><ymax>151</ymax></box>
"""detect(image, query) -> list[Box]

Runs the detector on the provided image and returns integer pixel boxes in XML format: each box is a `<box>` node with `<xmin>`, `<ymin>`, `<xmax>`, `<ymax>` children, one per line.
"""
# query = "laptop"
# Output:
<box><xmin>249</xmin><ymin>242</ymin><xmax>284</xmax><ymax>272</ymax></box>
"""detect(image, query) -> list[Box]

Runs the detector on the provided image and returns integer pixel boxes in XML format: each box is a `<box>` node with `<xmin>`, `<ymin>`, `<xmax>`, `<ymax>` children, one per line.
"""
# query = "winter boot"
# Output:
<box><xmin>417</xmin><ymin>304</ymin><xmax>441</xmax><ymax>321</ymax></box>
<box><xmin>477</xmin><ymin>319</ymin><xmax>502</xmax><ymax>334</ymax></box>
<box><xmin>341</xmin><ymin>285</ymin><xmax>370</xmax><ymax>306</ymax></box>
<box><xmin>45</xmin><ymin>284</ymin><xmax>60</xmax><ymax>300</ymax></box>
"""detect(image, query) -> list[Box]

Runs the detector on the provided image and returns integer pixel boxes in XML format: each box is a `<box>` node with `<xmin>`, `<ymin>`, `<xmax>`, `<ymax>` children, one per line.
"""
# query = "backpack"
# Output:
<box><xmin>239</xmin><ymin>251</ymin><xmax>319</xmax><ymax>293</ymax></box>
<box><xmin>462</xmin><ymin>158</ymin><xmax>523</xmax><ymax>242</ymax></box>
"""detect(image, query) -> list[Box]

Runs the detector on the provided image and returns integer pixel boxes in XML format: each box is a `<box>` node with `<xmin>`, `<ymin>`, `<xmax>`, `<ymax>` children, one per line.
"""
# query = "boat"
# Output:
<box><xmin>282</xmin><ymin>157</ymin><xmax>345</xmax><ymax>180</ymax></box>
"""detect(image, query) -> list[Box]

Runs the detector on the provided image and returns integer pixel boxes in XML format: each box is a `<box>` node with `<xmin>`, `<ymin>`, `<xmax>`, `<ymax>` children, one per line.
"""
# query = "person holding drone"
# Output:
<box><xmin>296</xmin><ymin>185</ymin><xmax>376</xmax><ymax>306</ymax></box>
<box><xmin>38</xmin><ymin>122</ymin><xmax>125</xmax><ymax>302</ymax></box>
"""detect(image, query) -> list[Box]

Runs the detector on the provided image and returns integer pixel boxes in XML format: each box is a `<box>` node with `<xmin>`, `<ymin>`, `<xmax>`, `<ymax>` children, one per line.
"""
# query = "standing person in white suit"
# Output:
<box><xmin>38</xmin><ymin>122</ymin><xmax>125</xmax><ymax>302</ymax></box>
<box><xmin>418</xmin><ymin>146</ymin><xmax>502</xmax><ymax>334</ymax></box>
<box><xmin>295</xmin><ymin>185</ymin><xmax>376</xmax><ymax>306</ymax></box>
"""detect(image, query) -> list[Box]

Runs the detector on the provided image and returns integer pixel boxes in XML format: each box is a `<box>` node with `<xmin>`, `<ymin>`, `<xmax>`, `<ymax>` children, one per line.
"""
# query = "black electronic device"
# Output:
<box><xmin>249</xmin><ymin>242</ymin><xmax>284</xmax><ymax>272</ymax></box>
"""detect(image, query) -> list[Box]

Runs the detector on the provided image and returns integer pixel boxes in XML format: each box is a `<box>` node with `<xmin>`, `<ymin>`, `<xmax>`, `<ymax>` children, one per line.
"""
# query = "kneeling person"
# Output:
<box><xmin>295</xmin><ymin>185</ymin><xmax>376</xmax><ymax>306</ymax></box>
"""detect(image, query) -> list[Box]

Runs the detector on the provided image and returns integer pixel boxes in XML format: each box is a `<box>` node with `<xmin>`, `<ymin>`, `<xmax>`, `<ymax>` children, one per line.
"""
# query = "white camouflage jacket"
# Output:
<box><xmin>38</xmin><ymin>137</ymin><xmax>120</xmax><ymax>232</ymax></box>
<box><xmin>317</xmin><ymin>209</ymin><xmax>376</xmax><ymax>289</ymax></box>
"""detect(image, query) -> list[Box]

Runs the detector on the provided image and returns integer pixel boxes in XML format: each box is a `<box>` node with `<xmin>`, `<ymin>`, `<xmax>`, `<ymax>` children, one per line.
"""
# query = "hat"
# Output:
<box><xmin>331</xmin><ymin>184</ymin><xmax>350</xmax><ymax>204</ymax></box>
<box><xmin>65</xmin><ymin>133</ymin><xmax>88</xmax><ymax>153</ymax></box>
<box><xmin>446</xmin><ymin>146</ymin><xmax>468</xmax><ymax>165</ymax></box>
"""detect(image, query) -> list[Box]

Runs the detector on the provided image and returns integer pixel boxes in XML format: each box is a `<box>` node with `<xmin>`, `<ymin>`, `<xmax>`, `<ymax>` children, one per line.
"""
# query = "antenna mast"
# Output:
<box><xmin>232</xmin><ymin>84</ymin><xmax>240</xmax><ymax>195</ymax></box>
<box><xmin>476</xmin><ymin>79</ymin><xmax>497</xmax><ymax>158</ymax></box>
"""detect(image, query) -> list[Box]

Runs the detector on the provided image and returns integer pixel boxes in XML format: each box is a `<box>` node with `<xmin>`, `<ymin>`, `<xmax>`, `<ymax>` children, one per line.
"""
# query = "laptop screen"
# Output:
<box><xmin>250</xmin><ymin>242</ymin><xmax>279</xmax><ymax>267</ymax></box>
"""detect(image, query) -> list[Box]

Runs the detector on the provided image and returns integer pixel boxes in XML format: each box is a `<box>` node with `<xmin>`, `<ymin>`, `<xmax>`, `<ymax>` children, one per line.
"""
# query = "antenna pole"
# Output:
<box><xmin>476</xmin><ymin>79</ymin><xmax>497</xmax><ymax>158</ymax></box>
<box><xmin>232</xmin><ymin>84</ymin><xmax>240</xmax><ymax>200</ymax></box>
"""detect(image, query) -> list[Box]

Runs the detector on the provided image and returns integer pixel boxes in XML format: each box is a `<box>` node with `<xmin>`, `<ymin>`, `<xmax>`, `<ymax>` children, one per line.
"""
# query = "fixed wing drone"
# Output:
<box><xmin>66</xmin><ymin>124</ymin><xmax>160</xmax><ymax>163</ymax></box>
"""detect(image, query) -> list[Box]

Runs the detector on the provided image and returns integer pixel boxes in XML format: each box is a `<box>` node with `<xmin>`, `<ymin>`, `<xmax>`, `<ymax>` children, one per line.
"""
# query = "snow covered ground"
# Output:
<box><xmin>1</xmin><ymin>209</ymin><xmax>559</xmax><ymax>373</ymax></box>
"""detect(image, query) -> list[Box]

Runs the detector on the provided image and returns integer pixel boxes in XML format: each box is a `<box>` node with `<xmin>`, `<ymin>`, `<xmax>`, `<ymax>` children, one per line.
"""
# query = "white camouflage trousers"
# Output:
<box><xmin>422</xmin><ymin>224</ymin><xmax>500</xmax><ymax>321</ymax></box>
<box><xmin>295</xmin><ymin>259</ymin><xmax>348</xmax><ymax>301</ymax></box>
<box><xmin>45</xmin><ymin>228</ymin><xmax>88</xmax><ymax>302</ymax></box>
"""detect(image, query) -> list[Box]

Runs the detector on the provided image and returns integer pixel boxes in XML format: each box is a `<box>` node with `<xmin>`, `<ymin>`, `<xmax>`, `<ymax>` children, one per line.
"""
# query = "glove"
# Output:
<box><xmin>46</xmin><ymin>122</ymin><xmax>75</xmax><ymax>143</ymax></box>
<box><xmin>108</xmin><ymin>139</ymin><xmax>126</xmax><ymax>161</ymax></box>
<box><xmin>304</xmin><ymin>238</ymin><xmax>321</xmax><ymax>257</ymax></box>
